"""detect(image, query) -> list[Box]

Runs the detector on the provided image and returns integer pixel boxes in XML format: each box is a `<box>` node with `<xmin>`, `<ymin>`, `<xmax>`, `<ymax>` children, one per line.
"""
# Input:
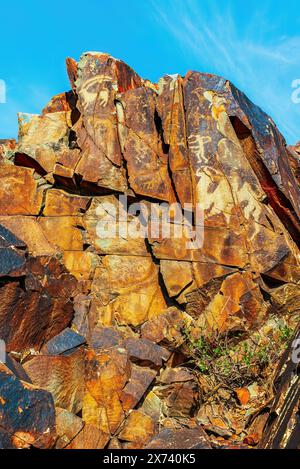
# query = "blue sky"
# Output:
<box><xmin>0</xmin><ymin>0</ymin><xmax>299</xmax><ymax>143</ymax></box>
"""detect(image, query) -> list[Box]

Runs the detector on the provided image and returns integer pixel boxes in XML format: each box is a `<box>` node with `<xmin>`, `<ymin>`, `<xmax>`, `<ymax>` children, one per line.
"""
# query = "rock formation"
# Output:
<box><xmin>0</xmin><ymin>52</ymin><xmax>299</xmax><ymax>449</ymax></box>
<box><xmin>288</xmin><ymin>142</ymin><xmax>300</xmax><ymax>187</ymax></box>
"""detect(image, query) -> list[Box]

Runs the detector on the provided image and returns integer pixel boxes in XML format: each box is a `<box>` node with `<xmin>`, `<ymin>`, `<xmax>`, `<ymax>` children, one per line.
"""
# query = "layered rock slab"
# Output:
<box><xmin>0</xmin><ymin>363</ymin><xmax>56</xmax><ymax>449</ymax></box>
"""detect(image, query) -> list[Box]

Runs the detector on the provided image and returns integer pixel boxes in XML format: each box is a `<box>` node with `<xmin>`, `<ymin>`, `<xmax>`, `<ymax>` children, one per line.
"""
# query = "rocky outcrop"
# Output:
<box><xmin>0</xmin><ymin>52</ymin><xmax>299</xmax><ymax>449</ymax></box>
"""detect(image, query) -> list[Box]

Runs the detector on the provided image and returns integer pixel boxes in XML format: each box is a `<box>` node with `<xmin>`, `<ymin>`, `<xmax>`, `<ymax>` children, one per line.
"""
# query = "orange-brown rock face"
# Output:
<box><xmin>0</xmin><ymin>363</ymin><xmax>56</xmax><ymax>449</ymax></box>
<box><xmin>0</xmin><ymin>226</ymin><xmax>77</xmax><ymax>352</ymax></box>
<box><xmin>0</xmin><ymin>52</ymin><xmax>299</xmax><ymax>449</ymax></box>
<box><xmin>288</xmin><ymin>142</ymin><xmax>300</xmax><ymax>187</ymax></box>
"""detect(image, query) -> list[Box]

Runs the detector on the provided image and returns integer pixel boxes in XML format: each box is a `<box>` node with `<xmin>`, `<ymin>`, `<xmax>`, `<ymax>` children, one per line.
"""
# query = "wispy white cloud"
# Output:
<box><xmin>151</xmin><ymin>0</ymin><xmax>300</xmax><ymax>143</ymax></box>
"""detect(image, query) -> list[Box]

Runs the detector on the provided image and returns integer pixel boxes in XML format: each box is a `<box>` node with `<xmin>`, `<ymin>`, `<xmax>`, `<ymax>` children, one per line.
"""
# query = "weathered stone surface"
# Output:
<box><xmin>124</xmin><ymin>337</ymin><xmax>170</xmax><ymax>368</ymax></box>
<box><xmin>0</xmin><ymin>223</ymin><xmax>26</xmax><ymax>250</ymax></box>
<box><xmin>72</xmin><ymin>293</ymin><xmax>92</xmax><ymax>337</ymax></box>
<box><xmin>65</xmin><ymin>423</ymin><xmax>109</xmax><ymax>449</ymax></box>
<box><xmin>0</xmin><ymin>227</ymin><xmax>77</xmax><ymax>352</ymax></box>
<box><xmin>23</xmin><ymin>348</ymin><xmax>85</xmax><ymax>414</ymax></box>
<box><xmin>118</xmin><ymin>410</ymin><xmax>155</xmax><ymax>448</ymax></box>
<box><xmin>63</xmin><ymin>251</ymin><xmax>99</xmax><ymax>281</ymax></box>
<box><xmin>120</xmin><ymin>364</ymin><xmax>156</xmax><ymax>413</ymax></box>
<box><xmin>260</xmin><ymin>329</ymin><xmax>300</xmax><ymax>449</ymax></box>
<box><xmin>90</xmin><ymin>255</ymin><xmax>167</xmax><ymax>327</ymax></box>
<box><xmin>70</xmin><ymin>52</ymin><xmax>134</xmax><ymax>192</ymax></box>
<box><xmin>5</xmin><ymin>354</ymin><xmax>32</xmax><ymax>383</ymax></box>
<box><xmin>17</xmin><ymin>111</ymin><xmax>72</xmax><ymax>175</ymax></box>
<box><xmin>43</xmin><ymin>189</ymin><xmax>91</xmax><ymax>216</ymax></box>
<box><xmin>157</xmin><ymin>75</ymin><xmax>193</xmax><ymax>207</ymax></box>
<box><xmin>160</xmin><ymin>260</ymin><xmax>236</xmax><ymax>305</ymax></box>
<box><xmin>0</xmin><ymin>217</ymin><xmax>56</xmax><ymax>256</ymax></box>
<box><xmin>107</xmin><ymin>436</ymin><xmax>123</xmax><ymax>449</ymax></box>
<box><xmin>196</xmin><ymin>271</ymin><xmax>269</xmax><ymax>333</ymax></box>
<box><xmin>158</xmin><ymin>366</ymin><xmax>197</xmax><ymax>385</ymax></box>
<box><xmin>89</xmin><ymin>326</ymin><xmax>123</xmax><ymax>350</ymax></box>
<box><xmin>55</xmin><ymin>407</ymin><xmax>84</xmax><ymax>449</ymax></box>
<box><xmin>82</xmin><ymin>195</ymin><xmax>150</xmax><ymax>256</ymax></box>
<box><xmin>0</xmin><ymin>363</ymin><xmax>56</xmax><ymax>448</ymax></box>
<box><xmin>141</xmin><ymin>307</ymin><xmax>193</xmax><ymax>347</ymax></box>
<box><xmin>0</xmin><ymin>163</ymin><xmax>44</xmax><ymax>215</ymax></box>
<box><xmin>0</xmin><ymin>139</ymin><xmax>16</xmax><ymax>161</ymax></box>
<box><xmin>0</xmin><ymin>225</ymin><xmax>26</xmax><ymax>275</ymax></box>
<box><xmin>288</xmin><ymin>143</ymin><xmax>300</xmax><ymax>187</ymax></box>
<box><xmin>38</xmin><ymin>216</ymin><xmax>84</xmax><ymax>251</ymax></box>
<box><xmin>139</xmin><ymin>390</ymin><xmax>163</xmax><ymax>423</ymax></box>
<box><xmin>118</xmin><ymin>86</ymin><xmax>175</xmax><ymax>201</ymax></box>
<box><xmin>42</xmin><ymin>91</ymin><xmax>75</xmax><ymax>115</ymax></box>
<box><xmin>83</xmin><ymin>347</ymin><xmax>131</xmax><ymax>434</ymax></box>
<box><xmin>41</xmin><ymin>328</ymin><xmax>86</xmax><ymax>355</ymax></box>
<box><xmin>153</xmin><ymin>367</ymin><xmax>200</xmax><ymax>418</ymax></box>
